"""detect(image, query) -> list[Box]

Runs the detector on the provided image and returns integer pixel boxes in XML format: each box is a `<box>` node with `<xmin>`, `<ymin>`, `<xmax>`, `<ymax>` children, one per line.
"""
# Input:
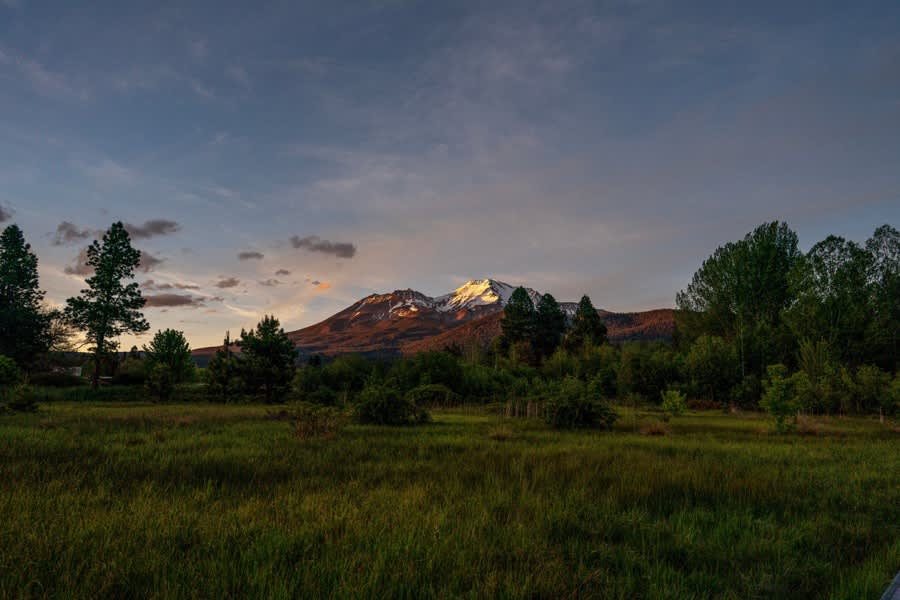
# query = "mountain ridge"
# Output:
<box><xmin>193</xmin><ymin>278</ymin><xmax>674</xmax><ymax>357</ymax></box>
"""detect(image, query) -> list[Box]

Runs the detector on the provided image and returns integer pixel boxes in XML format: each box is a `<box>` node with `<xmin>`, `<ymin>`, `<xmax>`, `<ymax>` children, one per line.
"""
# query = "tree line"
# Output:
<box><xmin>1</xmin><ymin>218</ymin><xmax>898</xmax><ymax>429</ymax></box>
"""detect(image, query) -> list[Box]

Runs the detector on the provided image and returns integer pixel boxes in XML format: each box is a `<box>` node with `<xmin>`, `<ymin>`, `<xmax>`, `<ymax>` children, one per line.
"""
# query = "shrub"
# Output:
<box><xmin>28</xmin><ymin>372</ymin><xmax>85</xmax><ymax>388</ymax></box>
<box><xmin>305</xmin><ymin>386</ymin><xmax>339</xmax><ymax>406</ymax></box>
<box><xmin>640</xmin><ymin>422</ymin><xmax>668</xmax><ymax>436</ymax></box>
<box><xmin>660</xmin><ymin>389</ymin><xmax>687</xmax><ymax>419</ymax></box>
<box><xmin>7</xmin><ymin>383</ymin><xmax>37</xmax><ymax>413</ymax></box>
<box><xmin>0</xmin><ymin>355</ymin><xmax>22</xmax><ymax>387</ymax></box>
<box><xmin>290</xmin><ymin>403</ymin><xmax>350</xmax><ymax>440</ymax></box>
<box><xmin>146</xmin><ymin>363</ymin><xmax>175</xmax><ymax>403</ymax></box>
<box><xmin>355</xmin><ymin>384</ymin><xmax>430</xmax><ymax>425</ymax></box>
<box><xmin>405</xmin><ymin>383</ymin><xmax>460</xmax><ymax>407</ymax></box>
<box><xmin>112</xmin><ymin>357</ymin><xmax>146</xmax><ymax>385</ymax></box>
<box><xmin>487</xmin><ymin>426</ymin><xmax>514</xmax><ymax>441</ymax></box>
<box><xmin>545</xmin><ymin>376</ymin><xmax>617</xmax><ymax>430</ymax></box>
<box><xmin>761</xmin><ymin>364</ymin><xmax>797</xmax><ymax>433</ymax></box>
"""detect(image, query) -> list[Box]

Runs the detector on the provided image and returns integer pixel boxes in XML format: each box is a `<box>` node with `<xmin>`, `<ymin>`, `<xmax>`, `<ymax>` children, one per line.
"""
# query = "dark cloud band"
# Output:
<box><xmin>290</xmin><ymin>235</ymin><xmax>356</xmax><ymax>258</ymax></box>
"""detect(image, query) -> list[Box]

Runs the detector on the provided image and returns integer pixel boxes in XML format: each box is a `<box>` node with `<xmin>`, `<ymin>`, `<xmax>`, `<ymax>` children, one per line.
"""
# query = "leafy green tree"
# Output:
<box><xmin>565</xmin><ymin>295</ymin><xmax>607</xmax><ymax>351</ymax></box>
<box><xmin>533</xmin><ymin>293</ymin><xmax>567</xmax><ymax>360</ymax></box>
<box><xmin>238</xmin><ymin>315</ymin><xmax>296</xmax><ymax>403</ymax></box>
<box><xmin>865</xmin><ymin>225</ymin><xmax>900</xmax><ymax>370</ymax></box>
<box><xmin>785</xmin><ymin>235</ymin><xmax>871</xmax><ymax>367</ymax></box>
<box><xmin>500</xmin><ymin>287</ymin><xmax>536</xmax><ymax>351</ymax></box>
<box><xmin>205</xmin><ymin>332</ymin><xmax>244</xmax><ymax>402</ymax></box>
<box><xmin>677</xmin><ymin>222</ymin><xmax>801</xmax><ymax>379</ymax></box>
<box><xmin>64</xmin><ymin>222</ymin><xmax>149</xmax><ymax>388</ymax></box>
<box><xmin>143</xmin><ymin>329</ymin><xmax>194</xmax><ymax>401</ymax></box>
<box><xmin>684</xmin><ymin>335</ymin><xmax>739</xmax><ymax>404</ymax></box>
<box><xmin>0</xmin><ymin>224</ymin><xmax>51</xmax><ymax>368</ymax></box>
<box><xmin>854</xmin><ymin>365</ymin><xmax>891</xmax><ymax>419</ymax></box>
<box><xmin>761</xmin><ymin>364</ymin><xmax>797</xmax><ymax>433</ymax></box>
<box><xmin>0</xmin><ymin>355</ymin><xmax>23</xmax><ymax>413</ymax></box>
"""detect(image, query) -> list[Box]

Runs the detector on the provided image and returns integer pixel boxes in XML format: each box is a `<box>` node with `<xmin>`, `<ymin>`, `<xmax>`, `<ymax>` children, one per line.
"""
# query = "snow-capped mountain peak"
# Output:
<box><xmin>435</xmin><ymin>279</ymin><xmax>541</xmax><ymax>312</ymax></box>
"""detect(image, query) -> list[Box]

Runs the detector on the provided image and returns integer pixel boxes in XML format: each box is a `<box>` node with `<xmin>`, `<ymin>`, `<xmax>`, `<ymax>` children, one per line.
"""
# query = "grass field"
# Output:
<box><xmin>1</xmin><ymin>403</ymin><xmax>898</xmax><ymax>599</ymax></box>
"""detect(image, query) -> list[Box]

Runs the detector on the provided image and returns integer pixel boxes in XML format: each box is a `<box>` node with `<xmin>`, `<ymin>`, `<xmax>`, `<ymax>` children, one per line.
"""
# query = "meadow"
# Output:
<box><xmin>1</xmin><ymin>402</ymin><xmax>898</xmax><ymax>599</ymax></box>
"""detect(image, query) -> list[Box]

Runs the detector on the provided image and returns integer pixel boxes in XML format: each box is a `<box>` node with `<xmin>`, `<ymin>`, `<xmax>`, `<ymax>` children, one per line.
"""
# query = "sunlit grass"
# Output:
<box><xmin>1</xmin><ymin>403</ymin><xmax>897</xmax><ymax>599</ymax></box>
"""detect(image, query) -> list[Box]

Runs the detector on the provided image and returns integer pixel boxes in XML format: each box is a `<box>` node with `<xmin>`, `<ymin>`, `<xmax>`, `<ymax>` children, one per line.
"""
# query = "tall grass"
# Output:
<box><xmin>1</xmin><ymin>403</ymin><xmax>897</xmax><ymax>599</ymax></box>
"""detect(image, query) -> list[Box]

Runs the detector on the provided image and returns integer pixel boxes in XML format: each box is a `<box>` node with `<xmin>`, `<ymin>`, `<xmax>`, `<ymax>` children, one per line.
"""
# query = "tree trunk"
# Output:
<box><xmin>91</xmin><ymin>338</ymin><xmax>102</xmax><ymax>390</ymax></box>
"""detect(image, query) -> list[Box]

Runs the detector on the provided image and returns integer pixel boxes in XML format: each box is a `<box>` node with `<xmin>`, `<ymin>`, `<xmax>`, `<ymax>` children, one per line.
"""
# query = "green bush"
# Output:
<box><xmin>7</xmin><ymin>383</ymin><xmax>37</xmax><ymax>412</ymax></box>
<box><xmin>545</xmin><ymin>376</ymin><xmax>617</xmax><ymax>430</ymax></box>
<box><xmin>0</xmin><ymin>355</ymin><xmax>22</xmax><ymax>386</ymax></box>
<box><xmin>28</xmin><ymin>372</ymin><xmax>85</xmax><ymax>388</ymax></box>
<box><xmin>305</xmin><ymin>386</ymin><xmax>339</xmax><ymax>406</ymax></box>
<box><xmin>405</xmin><ymin>383</ymin><xmax>460</xmax><ymax>407</ymax></box>
<box><xmin>761</xmin><ymin>364</ymin><xmax>797</xmax><ymax>433</ymax></box>
<box><xmin>289</xmin><ymin>403</ymin><xmax>350</xmax><ymax>440</ymax></box>
<box><xmin>111</xmin><ymin>357</ymin><xmax>146</xmax><ymax>386</ymax></box>
<box><xmin>355</xmin><ymin>384</ymin><xmax>430</xmax><ymax>425</ymax></box>
<box><xmin>661</xmin><ymin>389</ymin><xmax>687</xmax><ymax>419</ymax></box>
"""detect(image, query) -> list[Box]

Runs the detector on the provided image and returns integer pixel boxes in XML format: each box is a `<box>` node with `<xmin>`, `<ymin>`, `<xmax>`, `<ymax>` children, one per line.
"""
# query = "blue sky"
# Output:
<box><xmin>1</xmin><ymin>0</ymin><xmax>899</xmax><ymax>346</ymax></box>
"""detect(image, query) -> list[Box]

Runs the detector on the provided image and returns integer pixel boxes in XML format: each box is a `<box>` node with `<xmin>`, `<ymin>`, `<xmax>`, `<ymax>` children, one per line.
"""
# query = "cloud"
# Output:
<box><xmin>63</xmin><ymin>247</ymin><xmax>93</xmax><ymax>276</ymax></box>
<box><xmin>0</xmin><ymin>204</ymin><xmax>11</xmax><ymax>223</ymax></box>
<box><xmin>290</xmin><ymin>235</ymin><xmax>356</xmax><ymax>258</ymax></box>
<box><xmin>144</xmin><ymin>291</ymin><xmax>224</xmax><ymax>308</ymax></box>
<box><xmin>64</xmin><ymin>247</ymin><xmax>162</xmax><ymax>276</ymax></box>
<box><xmin>226</xmin><ymin>65</ymin><xmax>250</xmax><ymax>88</ymax></box>
<box><xmin>275</xmin><ymin>269</ymin><xmax>291</xmax><ymax>276</ymax></box>
<box><xmin>258</xmin><ymin>278</ymin><xmax>281</xmax><ymax>287</ymax></box>
<box><xmin>144</xmin><ymin>293</ymin><xmax>203</xmax><ymax>308</ymax></box>
<box><xmin>138</xmin><ymin>251</ymin><xmax>164</xmax><ymax>272</ymax></box>
<box><xmin>215</xmin><ymin>277</ymin><xmax>240</xmax><ymax>288</ymax></box>
<box><xmin>238</xmin><ymin>251</ymin><xmax>264</xmax><ymax>260</ymax></box>
<box><xmin>52</xmin><ymin>221</ymin><xmax>95</xmax><ymax>245</ymax></box>
<box><xmin>141</xmin><ymin>279</ymin><xmax>200</xmax><ymax>291</ymax></box>
<box><xmin>316</xmin><ymin>282</ymin><xmax>331</xmax><ymax>290</ymax></box>
<box><xmin>126</xmin><ymin>219</ymin><xmax>181</xmax><ymax>239</ymax></box>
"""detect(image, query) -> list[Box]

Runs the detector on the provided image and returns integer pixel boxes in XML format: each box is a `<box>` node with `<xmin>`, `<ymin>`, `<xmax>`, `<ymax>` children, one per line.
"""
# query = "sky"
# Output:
<box><xmin>1</xmin><ymin>0</ymin><xmax>899</xmax><ymax>348</ymax></box>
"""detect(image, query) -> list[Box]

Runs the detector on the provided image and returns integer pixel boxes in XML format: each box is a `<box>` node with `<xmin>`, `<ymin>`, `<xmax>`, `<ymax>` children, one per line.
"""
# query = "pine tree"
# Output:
<box><xmin>238</xmin><ymin>315</ymin><xmax>296</xmax><ymax>403</ymax></box>
<box><xmin>0</xmin><ymin>224</ymin><xmax>51</xmax><ymax>368</ymax></box>
<box><xmin>565</xmin><ymin>295</ymin><xmax>607</xmax><ymax>351</ymax></box>
<box><xmin>64</xmin><ymin>222</ymin><xmax>149</xmax><ymax>388</ymax></box>
<box><xmin>533</xmin><ymin>293</ymin><xmax>567</xmax><ymax>360</ymax></box>
<box><xmin>500</xmin><ymin>287</ymin><xmax>536</xmax><ymax>350</ymax></box>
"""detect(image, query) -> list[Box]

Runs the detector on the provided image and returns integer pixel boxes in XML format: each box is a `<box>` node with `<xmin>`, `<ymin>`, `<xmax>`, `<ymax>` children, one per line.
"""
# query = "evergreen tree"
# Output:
<box><xmin>64</xmin><ymin>222</ymin><xmax>149</xmax><ymax>388</ymax></box>
<box><xmin>143</xmin><ymin>329</ymin><xmax>193</xmax><ymax>401</ymax></box>
<box><xmin>0</xmin><ymin>224</ymin><xmax>51</xmax><ymax>368</ymax></box>
<box><xmin>238</xmin><ymin>315</ymin><xmax>296</xmax><ymax>403</ymax></box>
<box><xmin>206</xmin><ymin>331</ymin><xmax>244</xmax><ymax>402</ymax></box>
<box><xmin>500</xmin><ymin>287</ymin><xmax>536</xmax><ymax>350</ymax></box>
<box><xmin>565</xmin><ymin>295</ymin><xmax>607</xmax><ymax>351</ymax></box>
<box><xmin>533</xmin><ymin>293</ymin><xmax>567</xmax><ymax>360</ymax></box>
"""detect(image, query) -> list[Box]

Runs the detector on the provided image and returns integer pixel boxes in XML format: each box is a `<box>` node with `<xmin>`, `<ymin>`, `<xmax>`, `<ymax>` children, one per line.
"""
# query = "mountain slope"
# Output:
<box><xmin>193</xmin><ymin>279</ymin><xmax>674</xmax><ymax>357</ymax></box>
<box><xmin>401</xmin><ymin>308</ymin><xmax>675</xmax><ymax>354</ymax></box>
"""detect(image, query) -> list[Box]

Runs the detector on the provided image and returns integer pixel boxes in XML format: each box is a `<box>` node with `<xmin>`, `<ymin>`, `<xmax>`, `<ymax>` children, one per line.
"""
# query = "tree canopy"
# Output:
<box><xmin>0</xmin><ymin>224</ymin><xmax>51</xmax><ymax>368</ymax></box>
<box><xmin>64</xmin><ymin>222</ymin><xmax>149</xmax><ymax>388</ymax></box>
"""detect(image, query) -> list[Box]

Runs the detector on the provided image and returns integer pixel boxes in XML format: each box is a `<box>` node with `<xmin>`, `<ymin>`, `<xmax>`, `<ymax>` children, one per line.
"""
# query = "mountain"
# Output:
<box><xmin>193</xmin><ymin>279</ymin><xmax>674</xmax><ymax>358</ymax></box>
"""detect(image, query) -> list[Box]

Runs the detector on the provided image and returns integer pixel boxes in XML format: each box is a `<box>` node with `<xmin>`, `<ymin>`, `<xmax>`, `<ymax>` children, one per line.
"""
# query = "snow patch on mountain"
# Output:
<box><xmin>435</xmin><ymin>279</ymin><xmax>541</xmax><ymax>312</ymax></box>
